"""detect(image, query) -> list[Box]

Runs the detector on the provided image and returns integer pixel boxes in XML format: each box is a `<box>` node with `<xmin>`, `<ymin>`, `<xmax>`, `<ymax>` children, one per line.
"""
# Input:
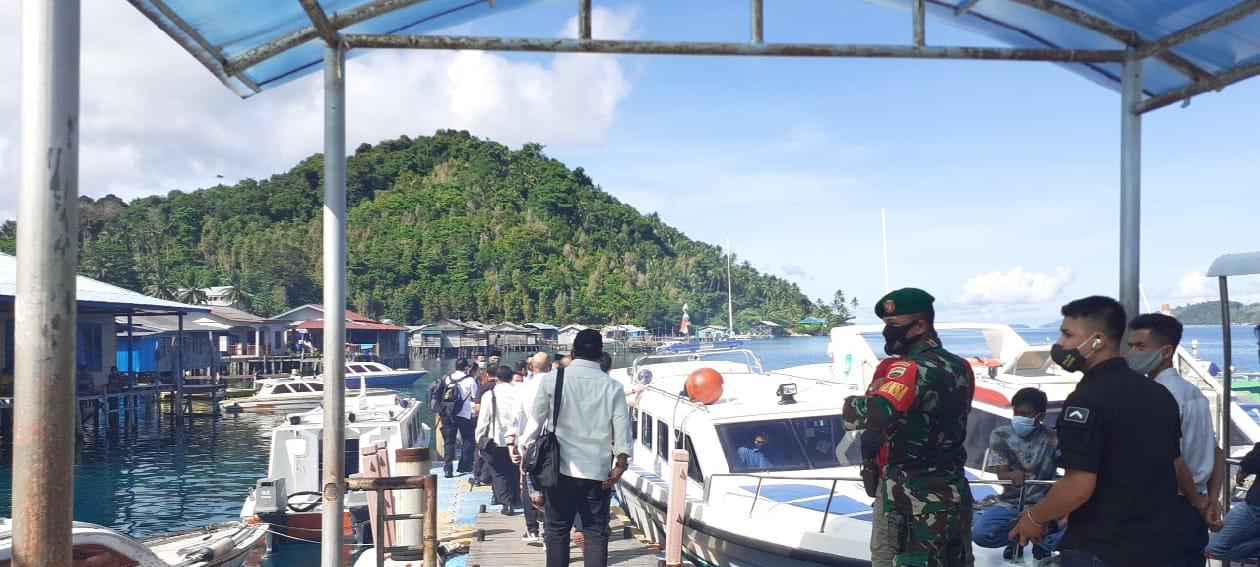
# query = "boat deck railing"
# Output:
<box><xmin>703</xmin><ymin>472</ymin><xmax>1055</xmax><ymax>533</ymax></box>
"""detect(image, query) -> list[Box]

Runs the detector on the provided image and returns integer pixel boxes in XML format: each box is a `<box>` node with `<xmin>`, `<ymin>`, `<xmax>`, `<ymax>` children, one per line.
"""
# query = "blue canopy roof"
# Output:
<box><xmin>128</xmin><ymin>0</ymin><xmax>539</xmax><ymax>97</ymax></box>
<box><xmin>128</xmin><ymin>0</ymin><xmax>1260</xmax><ymax>109</ymax></box>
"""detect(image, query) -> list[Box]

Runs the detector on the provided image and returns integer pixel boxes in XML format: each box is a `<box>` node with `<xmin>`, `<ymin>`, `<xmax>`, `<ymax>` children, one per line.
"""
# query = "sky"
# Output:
<box><xmin>2</xmin><ymin>1</ymin><xmax>1258</xmax><ymax>326</ymax></box>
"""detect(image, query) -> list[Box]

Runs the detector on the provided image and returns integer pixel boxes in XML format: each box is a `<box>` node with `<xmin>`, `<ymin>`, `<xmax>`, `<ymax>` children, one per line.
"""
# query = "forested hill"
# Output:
<box><xmin>0</xmin><ymin>131</ymin><xmax>844</xmax><ymax>330</ymax></box>
<box><xmin>1172</xmin><ymin>301</ymin><xmax>1260</xmax><ymax>325</ymax></box>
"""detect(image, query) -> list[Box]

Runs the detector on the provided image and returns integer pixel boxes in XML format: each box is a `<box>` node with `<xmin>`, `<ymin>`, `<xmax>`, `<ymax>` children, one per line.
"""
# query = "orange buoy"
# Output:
<box><xmin>686</xmin><ymin>368</ymin><xmax>724</xmax><ymax>405</ymax></box>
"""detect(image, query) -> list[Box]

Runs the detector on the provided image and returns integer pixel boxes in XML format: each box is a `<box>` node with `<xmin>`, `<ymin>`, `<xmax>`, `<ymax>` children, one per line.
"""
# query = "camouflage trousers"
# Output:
<box><xmin>881</xmin><ymin>493</ymin><xmax>974</xmax><ymax>566</ymax></box>
<box><xmin>871</xmin><ymin>479</ymin><xmax>896</xmax><ymax>567</ymax></box>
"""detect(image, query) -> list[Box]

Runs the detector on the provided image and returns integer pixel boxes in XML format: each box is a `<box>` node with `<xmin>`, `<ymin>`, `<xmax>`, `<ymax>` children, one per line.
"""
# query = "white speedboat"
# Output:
<box><xmin>323</xmin><ymin>361</ymin><xmax>427</xmax><ymax>389</ymax></box>
<box><xmin>220</xmin><ymin>375</ymin><xmax>394</xmax><ymax>413</ymax></box>
<box><xmin>612</xmin><ymin>324</ymin><xmax>1260</xmax><ymax>567</ymax></box>
<box><xmin>239</xmin><ymin>391</ymin><xmax>428</xmax><ymax>543</ymax></box>
<box><xmin>0</xmin><ymin>519</ymin><xmax>267</xmax><ymax>567</ymax></box>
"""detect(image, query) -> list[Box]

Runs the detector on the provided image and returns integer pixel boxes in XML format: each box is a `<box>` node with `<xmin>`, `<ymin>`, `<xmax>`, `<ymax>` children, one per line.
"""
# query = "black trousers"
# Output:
<box><xmin>544</xmin><ymin>474</ymin><xmax>611</xmax><ymax>567</ymax></box>
<box><xmin>1172</xmin><ymin>496</ymin><xmax>1209</xmax><ymax>567</ymax></box>
<box><xmin>486</xmin><ymin>445</ymin><xmax>520</xmax><ymax>510</ymax></box>
<box><xmin>441</xmin><ymin>415</ymin><xmax>475</xmax><ymax>474</ymax></box>
<box><xmin>522</xmin><ymin>468</ymin><xmax>540</xmax><ymax>534</ymax></box>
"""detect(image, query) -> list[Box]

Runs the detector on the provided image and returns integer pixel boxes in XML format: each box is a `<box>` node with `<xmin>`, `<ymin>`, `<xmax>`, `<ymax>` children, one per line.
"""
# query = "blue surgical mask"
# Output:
<box><xmin>1011</xmin><ymin>416</ymin><xmax>1037</xmax><ymax>438</ymax></box>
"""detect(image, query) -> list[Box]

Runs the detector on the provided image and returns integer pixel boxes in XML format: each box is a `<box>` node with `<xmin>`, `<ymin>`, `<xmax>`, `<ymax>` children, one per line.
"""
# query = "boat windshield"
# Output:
<box><xmin>716</xmin><ymin>415</ymin><xmax>859</xmax><ymax>473</ymax></box>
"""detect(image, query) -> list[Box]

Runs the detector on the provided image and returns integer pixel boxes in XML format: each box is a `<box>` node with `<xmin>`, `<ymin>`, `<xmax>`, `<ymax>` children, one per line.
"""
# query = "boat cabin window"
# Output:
<box><xmin>657</xmin><ymin>419</ymin><xmax>670</xmax><ymax>461</ymax></box>
<box><xmin>307</xmin><ymin>382</ymin><xmax>323</xmax><ymax>392</ymax></box>
<box><xmin>641</xmin><ymin>413</ymin><xmax>653</xmax><ymax>450</ymax></box>
<box><xmin>273</xmin><ymin>384</ymin><xmax>293</xmax><ymax>394</ymax></box>
<box><xmin>684</xmin><ymin>435</ymin><xmax>704</xmax><ymax>484</ymax></box>
<box><xmin>349</xmin><ymin>365</ymin><xmax>369</xmax><ymax>373</ymax></box>
<box><xmin>318</xmin><ymin>437</ymin><xmax>361</xmax><ymax>479</ymax></box>
<box><xmin>716</xmin><ymin>415</ymin><xmax>850</xmax><ymax>473</ymax></box>
<box><xmin>630</xmin><ymin>408</ymin><xmax>638</xmax><ymax>442</ymax></box>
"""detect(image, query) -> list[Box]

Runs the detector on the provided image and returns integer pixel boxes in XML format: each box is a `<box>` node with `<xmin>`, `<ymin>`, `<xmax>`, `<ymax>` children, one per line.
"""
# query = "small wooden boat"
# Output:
<box><xmin>0</xmin><ymin>519</ymin><xmax>268</xmax><ymax>567</ymax></box>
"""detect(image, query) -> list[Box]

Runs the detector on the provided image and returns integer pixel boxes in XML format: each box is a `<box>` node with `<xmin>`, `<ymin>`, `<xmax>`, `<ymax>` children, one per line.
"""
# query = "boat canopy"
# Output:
<box><xmin>1207</xmin><ymin>251</ymin><xmax>1260</xmax><ymax>277</ymax></box>
<box><xmin>129</xmin><ymin>0</ymin><xmax>1260</xmax><ymax>110</ymax></box>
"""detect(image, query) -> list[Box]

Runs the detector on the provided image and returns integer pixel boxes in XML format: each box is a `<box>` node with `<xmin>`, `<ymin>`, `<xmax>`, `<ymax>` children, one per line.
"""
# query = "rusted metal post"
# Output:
<box><xmin>320</xmin><ymin>43</ymin><xmax>348</xmax><ymax>567</ymax></box>
<box><xmin>424</xmin><ymin>474</ymin><xmax>438</xmax><ymax>567</ymax></box>
<box><xmin>665</xmin><ymin>449</ymin><xmax>688</xmax><ymax>567</ymax></box>
<box><xmin>751</xmin><ymin>0</ymin><xmax>763</xmax><ymax>44</ymax></box>
<box><xmin>14</xmin><ymin>1</ymin><xmax>80</xmax><ymax>565</ymax></box>
<box><xmin>913</xmin><ymin>0</ymin><xmax>925</xmax><ymax>46</ymax></box>
<box><xmin>578</xmin><ymin>0</ymin><xmax>591</xmax><ymax>40</ymax></box>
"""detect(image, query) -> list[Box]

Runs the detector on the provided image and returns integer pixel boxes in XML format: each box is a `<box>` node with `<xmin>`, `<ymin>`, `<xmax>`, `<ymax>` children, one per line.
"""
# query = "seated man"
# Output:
<box><xmin>973</xmin><ymin>387</ymin><xmax>1063</xmax><ymax>559</ymax></box>
<box><xmin>1207</xmin><ymin>442</ymin><xmax>1260</xmax><ymax>561</ymax></box>
<box><xmin>737</xmin><ymin>432</ymin><xmax>773</xmax><ymax>469</ymax></box>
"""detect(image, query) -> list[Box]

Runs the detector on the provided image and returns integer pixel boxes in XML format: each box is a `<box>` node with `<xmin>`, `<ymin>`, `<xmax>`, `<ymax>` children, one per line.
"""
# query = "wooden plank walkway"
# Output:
<box><xmin>466</xmin><ymin>506</ymin><xmax>663</xmax><ymax>567</ymax></box>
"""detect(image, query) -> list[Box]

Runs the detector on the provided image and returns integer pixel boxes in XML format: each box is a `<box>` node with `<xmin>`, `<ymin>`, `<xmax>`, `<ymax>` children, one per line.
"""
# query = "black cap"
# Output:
<box><xmin>572</xmin><ymin>329</ymin><xmax>603</xmax><ymax>358</ymax></box>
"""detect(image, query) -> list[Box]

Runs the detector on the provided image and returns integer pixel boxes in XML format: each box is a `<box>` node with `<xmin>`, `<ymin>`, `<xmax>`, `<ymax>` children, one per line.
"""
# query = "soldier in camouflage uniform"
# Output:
<box><xmin>842</xmin><ymin>288</ymin><xmax>976</xmax><ymax>567</ymax></box>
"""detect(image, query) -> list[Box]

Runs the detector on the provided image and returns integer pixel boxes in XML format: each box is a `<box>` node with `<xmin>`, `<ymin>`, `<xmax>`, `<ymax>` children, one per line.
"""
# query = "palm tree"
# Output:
<box><xmin>221</xmin><ymin>271</ymin><xmax>252</xmax><ymax>310</ymax></box>
<box><xmin>144</xmin><ymin>265</ymin><xmax>178</xmax><ymax>301</ymax></box>
<box><xmin>178</xmin><ymin>271</ymin><xmax>208</xmax><ymax>305</ymax></box>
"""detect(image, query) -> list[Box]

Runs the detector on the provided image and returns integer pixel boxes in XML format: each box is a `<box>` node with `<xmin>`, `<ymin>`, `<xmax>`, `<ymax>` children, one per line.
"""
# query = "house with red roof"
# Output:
<box><xmin>269</xmin><ymin>304</ymin><xmax>408</xmax><ymax>368</ymax></box>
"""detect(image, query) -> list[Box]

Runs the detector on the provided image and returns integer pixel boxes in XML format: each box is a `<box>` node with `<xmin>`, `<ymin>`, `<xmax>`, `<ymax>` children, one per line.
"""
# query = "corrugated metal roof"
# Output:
<box><xmin>0</xmin><ymin>253</ymin><xmax>206</xmax><ymax>314</ymax></box>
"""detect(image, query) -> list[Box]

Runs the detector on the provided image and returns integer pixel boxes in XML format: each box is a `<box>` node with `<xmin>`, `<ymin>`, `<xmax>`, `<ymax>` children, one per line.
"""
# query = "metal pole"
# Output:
<box><xmin>913</xmin><ymin>0</ymin><xmax>926</xmax><ymax>47</ymax></box>
<box><xmin>1220</xmin><ymin>276</ymin><xmax>1233</xmax><ymax>515</ymax></box>
<box><xmin>578</xmin><ymin>0</ymin><xmax>591</xmax><ymax>40</ymax></box>
<box><xmin>320</xmin><ymin>43</ymin><xmax>348</xmax><ymax>567</ymax></box>
<box><xmin>1118</xmin><ymin>50</ymin><xmax>1142</xmax><ymax>322</ymax></box>
<box><xmin>176</xmin><ymin>313</ymin><xmax>184</xmax><ymax>421</ymax></box>
<box><xmin>14</xmin><ymin>1</ymin><xmax>80</xmax><ymax>564</ymax></box>
<box><xmin>751</xmin><ymin>0</ymin><xmax>764</xmax><ymax>44</ymax></box>
<box><xmin>127</xmin><ymin>312</ymin><xmax>134</xmax><ymax>378</ymax></box>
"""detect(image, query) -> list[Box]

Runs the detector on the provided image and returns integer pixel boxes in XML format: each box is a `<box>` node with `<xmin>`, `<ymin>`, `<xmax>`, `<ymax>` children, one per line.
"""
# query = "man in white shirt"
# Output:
<box><xmin>477</xmin><ymin>365</ymin><xmax>522</xmax><ymax>515</ymax></box>
<box><xmin>1127</xmin><ymin>313</ymin><xmax>1225</xmax><ymax>566</ymax></box>
<box><xmin>512</xmin><ymin>351</ymin><xmax>553</xmax><ymax>542</ymax></box>
<box><xmin>441</xmin><ymin>358</ymin><xmax>478</xmax><ymax>478</ymax></box>
<box><xmin>521</xmin><ymin>331</ymin><xmax>630</xmax><ymax>567</ymax></box>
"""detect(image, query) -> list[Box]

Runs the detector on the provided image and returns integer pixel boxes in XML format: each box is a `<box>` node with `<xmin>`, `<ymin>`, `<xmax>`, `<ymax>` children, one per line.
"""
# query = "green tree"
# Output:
<box><xmin>178</xmin><ymin>271</ymin><xmax>209</xmax><ymax>305</ymax></box>
<box><xmin>221</xmin><ymin>271</ymin><xmax>252</xmax><ymax>310</ymax></box>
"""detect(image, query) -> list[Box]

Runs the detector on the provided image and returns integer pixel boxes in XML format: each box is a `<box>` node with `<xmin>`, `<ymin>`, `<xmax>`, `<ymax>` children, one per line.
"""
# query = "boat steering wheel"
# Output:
<box><xmin>286</xmin><ymin>491</ymin><xmax>323</xmax><ymax>513</ymax></box>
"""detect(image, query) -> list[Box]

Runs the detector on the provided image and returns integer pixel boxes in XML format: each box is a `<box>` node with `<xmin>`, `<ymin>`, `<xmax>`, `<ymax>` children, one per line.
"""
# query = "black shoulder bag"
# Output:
<box><xmin>525</xmin><ymin>367</ymin><xmax>565</xmax><ymax>489</ymax></box>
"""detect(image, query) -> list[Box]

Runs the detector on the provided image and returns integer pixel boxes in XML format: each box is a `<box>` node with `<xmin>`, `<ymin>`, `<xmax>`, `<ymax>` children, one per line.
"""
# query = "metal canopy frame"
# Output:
<box><xmin>1205</xmin><ymin>251</ymin><xmax>1260</xmax><ymax>520</ymax></box>
<box><xmin>19</xmin><ymin>1</ymin><xmax>1260</xmax><ymax>565</ymax></box>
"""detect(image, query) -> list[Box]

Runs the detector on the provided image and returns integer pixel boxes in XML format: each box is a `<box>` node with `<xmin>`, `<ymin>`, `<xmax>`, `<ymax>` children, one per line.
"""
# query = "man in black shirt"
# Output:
<box><xmin>1009</xmin><ymin>296</ymin><xmax>1208</xmax><ymax>567</ymax></box>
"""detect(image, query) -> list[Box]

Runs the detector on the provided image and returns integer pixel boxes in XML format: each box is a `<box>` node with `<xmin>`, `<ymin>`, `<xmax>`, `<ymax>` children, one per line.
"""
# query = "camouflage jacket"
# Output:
<box><xmin>843</xmin><ymin>335</ymin><xmax>975</xmax><ymax>515</ymax></box>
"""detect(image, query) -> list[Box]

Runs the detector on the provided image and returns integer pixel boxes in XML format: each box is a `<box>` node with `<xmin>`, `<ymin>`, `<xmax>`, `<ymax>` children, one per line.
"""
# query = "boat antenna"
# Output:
<box><xmin>881</xmin><ymin>208</ymin><xmax>890</xmax><ymax>292</ymax></box>
<box><xmin>726</xmin><ymin>239</ymin><xmax>735</xmax><ymax>335</ymax></box>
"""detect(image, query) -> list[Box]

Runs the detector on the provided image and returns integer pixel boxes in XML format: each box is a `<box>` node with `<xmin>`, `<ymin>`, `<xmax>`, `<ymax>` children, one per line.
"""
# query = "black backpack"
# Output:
<box><xmin>429</xmin><ymin>373</ymin><xmax>468</xmax><ymax>417</ymax></box>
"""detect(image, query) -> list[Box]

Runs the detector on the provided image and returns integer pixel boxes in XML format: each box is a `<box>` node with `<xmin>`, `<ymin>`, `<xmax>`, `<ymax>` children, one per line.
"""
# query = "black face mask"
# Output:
<box><xmin>883</xmin><ymin>323</ymin><xmax>917</xmax><ymax>356</ymax></box>
<box><xmin>1050</xmin><ymin>336</ymin><xmax>1097</xmax><ymax>373</ymax></box>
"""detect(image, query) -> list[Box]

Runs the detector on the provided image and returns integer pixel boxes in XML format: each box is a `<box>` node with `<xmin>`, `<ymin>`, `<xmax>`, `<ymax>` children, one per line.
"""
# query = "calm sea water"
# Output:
<box><xmin>0</xmin><ymin>325</ymin><xmax>1254</xmax><ymax>564</ymax></box>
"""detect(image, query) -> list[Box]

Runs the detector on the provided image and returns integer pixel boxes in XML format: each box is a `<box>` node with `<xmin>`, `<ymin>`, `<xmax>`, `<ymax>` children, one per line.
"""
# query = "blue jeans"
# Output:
<box><xmin>972</xmin><ymin>504</ymin><xmax>1064</xmax><ymax>557</ymax></box>
<box><xmin>1207</xmin><ymin>503</ymin><xmax>1260</xmax><ymax>561</ymax></box>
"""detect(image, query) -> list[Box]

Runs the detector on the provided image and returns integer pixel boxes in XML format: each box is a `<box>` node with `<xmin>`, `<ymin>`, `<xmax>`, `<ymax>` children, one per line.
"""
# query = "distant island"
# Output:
<box><xmin>1172</xmin><ymin>301</ymin><xmax>1260</xmax><ymax>325</ymax></box>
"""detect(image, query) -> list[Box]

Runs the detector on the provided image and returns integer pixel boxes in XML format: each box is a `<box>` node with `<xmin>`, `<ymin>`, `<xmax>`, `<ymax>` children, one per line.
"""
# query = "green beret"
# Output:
<box><xmin>875</xmin><ymin>288</ymin><xmax>935</xmax><ymax>318</ymax></box>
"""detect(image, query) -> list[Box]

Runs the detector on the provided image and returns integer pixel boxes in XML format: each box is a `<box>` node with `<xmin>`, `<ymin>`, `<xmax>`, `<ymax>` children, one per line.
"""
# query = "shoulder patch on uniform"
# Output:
<box><xmin>1063</xmin><ymin>406</ymin><xmax>1090</xmax><ymax>424</ymax></box>
<box><xmin>886</xmin><ymin>361</ymin><xmax>916</xmax><ymax>380</ymax></box>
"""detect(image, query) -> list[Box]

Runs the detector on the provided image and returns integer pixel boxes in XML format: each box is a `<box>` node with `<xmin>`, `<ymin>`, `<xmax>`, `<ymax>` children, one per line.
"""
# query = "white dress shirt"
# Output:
<box><xmin>521</xmin><ymin>359</ymin><xmax>630</xmax><ymax>482</ymax></box>
<box><xmin>446</xmin><ymin>370</ymin><xmax>476</xmax><ymax>420</ymax></box>
<box><xmin>475</xmin><ymin>382</ymin><xmax>521</xmax><ymax>446</ymax></box>
<box><xmin>1155</xmin><ymin>367</ymin><xmax>1216</xmax><ymax>494</ymax></box>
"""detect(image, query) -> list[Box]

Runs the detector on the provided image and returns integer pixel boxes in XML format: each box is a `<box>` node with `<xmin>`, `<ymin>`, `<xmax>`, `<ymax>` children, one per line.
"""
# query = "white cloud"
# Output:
<box><xmin>563</xmin><ymin>6</ymin><xmax>642</xmax><ymax>40</ymax></box>
<box><xmin>1178</xmin><ymin>271</ymin><xmax>1211</xmax><ymax>301</ymax></box>
<box><xmin>958</xmin><ymin>267</ymin><xmax>1075</xmax><ymax>305</ymax></box>
<box><xmin>0</xmin><ymin>3</ymin><xmax>639</xmax><ymax>215</ymax></box>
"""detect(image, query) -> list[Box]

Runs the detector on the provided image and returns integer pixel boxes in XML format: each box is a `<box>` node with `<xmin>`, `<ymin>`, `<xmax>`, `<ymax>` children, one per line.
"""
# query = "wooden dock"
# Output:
<box><xmin>466</xmin><ymin>505</ymin><xmax>665</xmax><ymax>567</ymax></box>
